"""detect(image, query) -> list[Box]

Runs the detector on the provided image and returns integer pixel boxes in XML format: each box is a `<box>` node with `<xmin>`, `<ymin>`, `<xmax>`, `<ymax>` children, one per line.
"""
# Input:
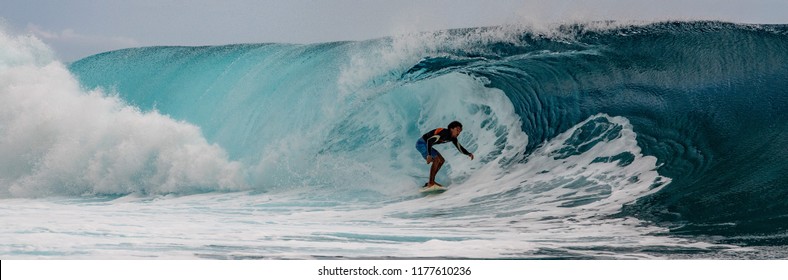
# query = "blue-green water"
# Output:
<box><xmin>2</xmin><ymin>21</ymin><xmax>787</xmax><ymax>259</ymax></box>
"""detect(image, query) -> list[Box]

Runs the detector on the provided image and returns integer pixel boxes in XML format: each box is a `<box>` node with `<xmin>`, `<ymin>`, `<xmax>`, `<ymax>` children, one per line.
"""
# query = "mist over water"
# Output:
<box><xmin>1</xmin><ymin>31</ymin><xmax>246</xmax><ymax>198</ymax></box>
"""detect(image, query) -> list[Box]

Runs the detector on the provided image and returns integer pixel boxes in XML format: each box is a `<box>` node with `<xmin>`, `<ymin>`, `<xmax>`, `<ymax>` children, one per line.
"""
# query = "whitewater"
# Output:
<box><xmin>1</xmin><ymin>21</ymin><xmax>787</xmax><ymax>259</ymax></box>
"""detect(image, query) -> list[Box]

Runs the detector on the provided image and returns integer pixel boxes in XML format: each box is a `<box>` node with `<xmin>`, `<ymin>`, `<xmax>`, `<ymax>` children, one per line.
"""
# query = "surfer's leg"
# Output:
<box><xmin>435</xmin><ymin>155</ymin><xmax>444</xmax><ymax>186</ymax></box>
<box><xmin>429</xmin><ymin>154</ymin><xmax>445</xmax><ymax>186</ymax></box>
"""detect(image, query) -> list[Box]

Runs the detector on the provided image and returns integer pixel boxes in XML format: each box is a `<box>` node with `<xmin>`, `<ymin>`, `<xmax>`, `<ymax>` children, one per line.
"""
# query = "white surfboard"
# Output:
<box><xmin>419</xmin><ymin>185</ymin><xmax>447</xmax><ymax>194</ymax></box>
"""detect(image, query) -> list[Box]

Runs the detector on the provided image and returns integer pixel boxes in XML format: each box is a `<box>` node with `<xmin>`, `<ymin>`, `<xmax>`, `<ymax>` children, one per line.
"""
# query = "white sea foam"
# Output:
<box><xmin>0</xmin><ymin>29</ymin><xmax>246</xmax><ymax>197</ymax></box>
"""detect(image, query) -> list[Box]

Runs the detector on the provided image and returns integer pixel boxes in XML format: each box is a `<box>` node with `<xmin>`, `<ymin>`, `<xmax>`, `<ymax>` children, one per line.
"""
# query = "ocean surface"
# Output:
<box><xmin>1</xmin><ymin>21</ymin><xmax>787</xmax><ymax>259</ymax></box>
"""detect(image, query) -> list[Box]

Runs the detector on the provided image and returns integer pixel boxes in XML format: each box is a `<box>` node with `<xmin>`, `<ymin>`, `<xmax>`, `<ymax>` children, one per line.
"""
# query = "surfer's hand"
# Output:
<box><xmin>469</xmin><ymin>153</ymin><xmax>474</xmax><ymax>160</ymax></box>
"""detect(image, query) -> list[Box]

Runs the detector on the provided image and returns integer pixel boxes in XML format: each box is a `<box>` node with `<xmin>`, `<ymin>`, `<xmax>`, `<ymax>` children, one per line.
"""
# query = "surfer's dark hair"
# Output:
<box><xmin>448</xmin><ymin>121</ymin><xmax>463</xmax><ymax>129</ymax></box>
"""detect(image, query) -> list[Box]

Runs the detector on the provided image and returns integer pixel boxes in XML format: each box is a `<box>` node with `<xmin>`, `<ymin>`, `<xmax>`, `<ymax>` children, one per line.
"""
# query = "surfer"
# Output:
<box><xmin>415</xmin><ymin>121</ymin><xmax>474</xmax><ymax>188</ymax></box>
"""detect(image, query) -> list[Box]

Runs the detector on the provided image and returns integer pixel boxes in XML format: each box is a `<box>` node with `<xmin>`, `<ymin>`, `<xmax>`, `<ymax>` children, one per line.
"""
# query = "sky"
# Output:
<box><xmin>2</xmin><ymin>0</ymin><xmax>787</xmax><ymax>61</ymax></box>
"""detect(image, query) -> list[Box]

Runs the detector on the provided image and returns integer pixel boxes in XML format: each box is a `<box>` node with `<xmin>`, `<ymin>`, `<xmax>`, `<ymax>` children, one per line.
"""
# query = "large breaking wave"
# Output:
<box><xmin>3</xmin><ymin>21</ymin><xmax>787</xmax><ymax>245</ymax></box>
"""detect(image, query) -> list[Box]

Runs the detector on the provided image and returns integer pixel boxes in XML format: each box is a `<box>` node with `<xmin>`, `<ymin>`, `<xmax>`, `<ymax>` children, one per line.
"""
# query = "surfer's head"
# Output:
<box><xmin>448</xmin><ymin>121</ymin><xmax>463</xmax><ymax>138</ymax></box>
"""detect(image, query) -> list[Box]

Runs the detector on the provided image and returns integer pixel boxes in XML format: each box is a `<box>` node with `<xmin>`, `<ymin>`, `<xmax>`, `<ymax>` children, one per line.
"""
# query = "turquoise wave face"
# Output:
<box><xmin>63</xmin><ymin>21</ymin><xmax>788</xmax><ymax>244</ymax></box>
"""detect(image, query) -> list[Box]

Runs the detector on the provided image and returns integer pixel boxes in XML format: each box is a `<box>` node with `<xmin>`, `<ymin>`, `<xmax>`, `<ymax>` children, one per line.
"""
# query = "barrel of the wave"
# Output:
<box><xmin>467</xmin><ymin>22</ymin><xmax>788</xmax><ymax>243</ymax></box>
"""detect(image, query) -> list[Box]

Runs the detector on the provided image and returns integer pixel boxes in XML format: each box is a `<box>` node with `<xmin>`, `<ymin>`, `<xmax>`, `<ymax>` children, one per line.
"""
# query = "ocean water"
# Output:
<box><xmin>1</xmin><ymin>21</ymin><xmax>787</xmax><ymax>259</ymax></box>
